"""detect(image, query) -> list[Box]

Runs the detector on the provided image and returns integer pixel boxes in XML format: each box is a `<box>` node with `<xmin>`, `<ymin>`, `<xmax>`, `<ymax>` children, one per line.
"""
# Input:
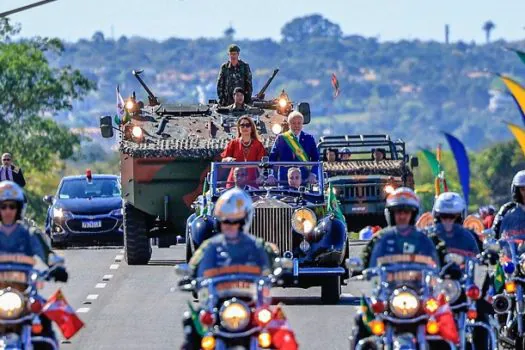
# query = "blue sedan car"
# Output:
<box><xmin>44</xmin><ymin>172</ymin><xmax>123</xmax><ymax>247</ymax></box>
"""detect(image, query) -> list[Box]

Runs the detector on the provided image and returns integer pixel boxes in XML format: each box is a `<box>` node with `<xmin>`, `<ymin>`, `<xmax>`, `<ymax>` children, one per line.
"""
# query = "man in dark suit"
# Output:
<box><xmin>269</xmin><ymin>111</ymin><xmax>320</xmax><ymax>183</ymax></box>
<box><xmin>0</xmin><ymin>153</ymin><xmax>26</xmax><ymax>188</ymax></box>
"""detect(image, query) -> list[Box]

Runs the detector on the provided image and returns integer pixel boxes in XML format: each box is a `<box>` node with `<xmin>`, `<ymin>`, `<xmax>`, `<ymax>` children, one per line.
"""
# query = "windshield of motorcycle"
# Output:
<box><xmin>198</xmin><ymin>274</ymin><xmax>266</xmax><ymax>303</ymax></box>
<box><xmin>210</xmin><ymin>161</ymin><xmax>324</xmax><ymax>196</ymax></box>
<box><xmin>369</xmin><ymin>263</ymin><xmax>439</xmax><ymax>291</ymax></box>
<box><xmin>0</xmin><ymin>257</ymin><xmax>34</xmax><ymax>286</ymax></box>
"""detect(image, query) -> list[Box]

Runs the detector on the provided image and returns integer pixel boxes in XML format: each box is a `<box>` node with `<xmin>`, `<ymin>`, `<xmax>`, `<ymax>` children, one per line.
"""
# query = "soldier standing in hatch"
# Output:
<box><xmin>227</xmin><ymin>87</ymin><xmax>248</xmax><ymax>111</ymax></box>
<box><xmin>217</xmin><ymin>44</ymin><xmax>253</xmax><ymax>106</ymax></box>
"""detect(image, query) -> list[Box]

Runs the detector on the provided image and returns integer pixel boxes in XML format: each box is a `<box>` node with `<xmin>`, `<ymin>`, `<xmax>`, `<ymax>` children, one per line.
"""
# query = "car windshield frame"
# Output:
<box><xmin>209</xmin><ymin>161</ymin><xmax>325</xmax><ymax>197</ymax></box>
<box><xmin>57</xmin><ymin>178</ymin><xmax>121</xmax><ymax>199</ymax></box>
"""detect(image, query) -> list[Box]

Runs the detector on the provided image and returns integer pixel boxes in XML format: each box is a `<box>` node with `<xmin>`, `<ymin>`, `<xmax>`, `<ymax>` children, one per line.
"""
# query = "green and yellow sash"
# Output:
<box><xmin>281</xmin><ymin>131</ymin><xmax>309</xmax><ymax>161</ymax></box>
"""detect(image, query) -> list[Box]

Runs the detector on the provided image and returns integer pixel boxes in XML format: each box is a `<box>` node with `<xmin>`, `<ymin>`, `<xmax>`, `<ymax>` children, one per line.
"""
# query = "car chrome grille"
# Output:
<box><xmin>251</xmin><ymin>207</ymin><xmax>294</xmax><ymax>253</ymax></box>
<box><xmin>348</xmin><ymin>185</ymin><xmax>380</xmax><ymax>198</ymax></box>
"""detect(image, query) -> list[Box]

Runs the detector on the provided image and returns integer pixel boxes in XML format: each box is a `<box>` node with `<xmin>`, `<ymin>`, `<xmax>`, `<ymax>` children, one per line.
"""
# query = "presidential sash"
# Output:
<box><xmin>281</xmin><ymin>131</ymin><xmax>309</xmax><ymax>161</ymax></box>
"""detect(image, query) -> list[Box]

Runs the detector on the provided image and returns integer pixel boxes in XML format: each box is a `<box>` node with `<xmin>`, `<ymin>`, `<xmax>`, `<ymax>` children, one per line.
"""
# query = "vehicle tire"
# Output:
<box><xmin>124</xmin><ymin>202</ymin><xmax>152</xmax><ymax>265</ymax></box>
<box><xmin>321</xmin><ymin>276</ymin><xmax>341</xmax><ymax>304</ymax></box>
<box><xmin>157</xmin><ymin>236</ymin><xmax>171</xmax><ymax>248</ymax></box>
<box><xmin>51</xmin><ymin>240</ymin><xmax>67</xmax><ymax>250</ymax></box>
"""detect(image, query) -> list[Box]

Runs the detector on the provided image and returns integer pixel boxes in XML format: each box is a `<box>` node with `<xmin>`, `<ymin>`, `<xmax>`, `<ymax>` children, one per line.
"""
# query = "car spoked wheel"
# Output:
<box><xmin>124</xmin><ymin>202</ymin><xmax>152</xmax><ymax>265</ymax></box>
<box><xmin>321</xmin><ymin>276</ymin><xmax>341</xmax><ymax>304</ymax></box>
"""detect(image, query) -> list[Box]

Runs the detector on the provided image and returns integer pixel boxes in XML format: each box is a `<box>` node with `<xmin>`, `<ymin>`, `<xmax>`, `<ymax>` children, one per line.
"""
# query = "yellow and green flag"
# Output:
<box><xmin>507</xmin><ymin>122</ymin><xmax>525</xmax><ymax>156</ymax></box>
<box><xmin>507</xmin><ymin>47</ymin><xmax>525</xmax><ymax>66</ymax></box>
<box><xmin>282</xmin><ymin>131</ymin><xmax>309</xmax><ymax>161</ymax></box>
<box><xmin>494</xmin><ymin>262</ymin><xmax>505</xmax><ymax>294</ymax></box>
<box><xmin>327</xmin><ymin>183</ymin><xmax>345</xmax><ymax>223</ymax></box>
<box><xmin>360</xmin><ymin>295</ymin><xmax>374</xmax><ymax>332</ymax></box>
<box><xmin>499</xmin><ymin>75</ymin><xmax>525</xmax><ymax>126</ymax></box>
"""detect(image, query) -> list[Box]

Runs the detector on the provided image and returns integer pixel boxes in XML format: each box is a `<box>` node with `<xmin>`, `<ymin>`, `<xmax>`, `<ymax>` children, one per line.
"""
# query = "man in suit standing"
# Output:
<box><xmin>0</xmin><ymin>153</ymin><xmax>26</xmax><ymax>188</ymax></box>
<box><xmin>269</xmin><ymin>111</ymin><xmax>320</xmax><ymax>183</ymax></box>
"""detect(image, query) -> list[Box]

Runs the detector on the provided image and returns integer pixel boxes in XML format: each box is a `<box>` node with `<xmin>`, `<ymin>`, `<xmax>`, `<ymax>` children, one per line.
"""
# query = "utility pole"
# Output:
<box><xmin>445</xmin><ymin>24</ymin><xmax>450</xmax><ymax>44</ymax></box>
<box><xmin>0</xmin><ymin>0</ymin><xmax>58</xmax><ymax>18</ymax></box>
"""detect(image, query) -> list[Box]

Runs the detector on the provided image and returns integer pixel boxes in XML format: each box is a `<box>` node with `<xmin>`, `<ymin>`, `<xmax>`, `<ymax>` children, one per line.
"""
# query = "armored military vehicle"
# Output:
<box><xmin>317</xmin><ymin>134</ymin><xmax>418</xmax><ymax>233</ymax></box>
<box><xmin>99</xmin><ymin>69</ymin><xmax>311</xmax><ymax>264</ymax></box>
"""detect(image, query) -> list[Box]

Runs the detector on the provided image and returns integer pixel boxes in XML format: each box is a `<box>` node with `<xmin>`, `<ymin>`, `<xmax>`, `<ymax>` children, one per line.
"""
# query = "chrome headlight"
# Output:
<box><xmin>219</xmin><ymin>299</ymin><xmax>251</xmax><ymax>331</ymax></box>
<box><xmin>520</xmin><ymin>256</ymin><xmax>525</xmax><ymax>274</ymax></box>
<box><xmin>0</xmin><ymin>289</ymin><xmax>25</xmax><ymax>320</ymax></box>
<box><xmin>435</xmin><ymin>279</ymin><xmax>461</xmax><ymax>303</ymax></box>
<box><xmin>291</xmin><ymin>208</ymin><xmax>317</xmax><ymax>235</ymax></box>
<box><xmin>389</xmin><ymin>288</ymin><xmax>420</xmax><ymax>318</ymax></box>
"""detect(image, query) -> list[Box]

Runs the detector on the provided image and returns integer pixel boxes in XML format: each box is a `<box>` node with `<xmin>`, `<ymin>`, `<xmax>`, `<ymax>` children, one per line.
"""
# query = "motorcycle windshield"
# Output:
<box><xmin>371</xmin><ymin>262</ymin><xmax>437</xmax><ymax>291</ymax></box>
<box><xmin>201</xmin><ymin>274</ymin><xmax>264</xmax><ymax>301</ymax></box>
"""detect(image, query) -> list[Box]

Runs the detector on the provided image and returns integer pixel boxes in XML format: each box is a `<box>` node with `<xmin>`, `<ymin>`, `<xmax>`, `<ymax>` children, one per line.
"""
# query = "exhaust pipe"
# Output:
<box><xmin>492</xmin><ymin>294</ymin><xmax>512</xmax><ymax>314</ymax></box>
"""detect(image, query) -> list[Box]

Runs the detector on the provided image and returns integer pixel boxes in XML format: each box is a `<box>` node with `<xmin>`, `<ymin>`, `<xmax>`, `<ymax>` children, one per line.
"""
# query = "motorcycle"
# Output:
<box><xmin>176</xmin><ymin>259</ymin><xmax>298</xmax><ymax>350</ymax></box>
<box><xmin>0</xmin><ymin>254</ymin><xmax>65</xmax><ymax>350</ymax></box>
<box><xmin>488</xmin><ymin>230</ymin><xmax>525</xmax><ymax>349</ymax></box>
<box><xmin>435</xmin><ymin>252</ymin><xmax>498</xmax><ymax>349</ymax></box>
<box><xmin>347</xmin><ymin>260</ymin><xmax>458</xmax><ymax>350</ymax></box>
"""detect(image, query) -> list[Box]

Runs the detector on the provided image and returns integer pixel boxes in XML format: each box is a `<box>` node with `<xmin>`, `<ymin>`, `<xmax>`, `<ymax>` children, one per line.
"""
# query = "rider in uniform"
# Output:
<box><xmin>181</xmin><ymin>188</ymin><xmax>275</xmax><ymax>349</ymax></box>
<box><xmin>492</xmin><ymin>170</ymin><xmax>525</xmax><ymax>239</ymax></box>
<box><xmin>0</xmin><ymin>181</ymin><xmax>68</xmax><ymax>350</ymax></box>
<box><xmin>351</xmin><ymin>188</ymin><xmax>446</xmax><ymax>348</ymax></box>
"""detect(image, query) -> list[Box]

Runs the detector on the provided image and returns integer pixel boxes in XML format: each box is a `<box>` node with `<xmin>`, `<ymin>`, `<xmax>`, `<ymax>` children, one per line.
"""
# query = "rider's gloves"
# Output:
<box><xmin>49</xmin><ymin>266</ymin><xmax>69</xmax><ymax>282</ymax></box>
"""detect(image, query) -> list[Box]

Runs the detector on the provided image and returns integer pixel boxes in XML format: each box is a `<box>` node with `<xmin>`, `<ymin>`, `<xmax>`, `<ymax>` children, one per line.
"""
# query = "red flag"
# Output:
<box><xmin>43</xmin><ymin>289</ymin><xmax>84</xmax><ymax>339</ymax></box>
<box><xmin>435</xmin><ymin>294</ymin><xmax>459</xmax><ymax>344</ymax></box>
<box><xmin>331</xmin><ymin>73</ymin><xmax>340</xmax><ymax>98</ymax></box>
<box><xmin>267</xmin><ymin>305</ymin><xmax>298</xmax><ymax>350</ymax></box>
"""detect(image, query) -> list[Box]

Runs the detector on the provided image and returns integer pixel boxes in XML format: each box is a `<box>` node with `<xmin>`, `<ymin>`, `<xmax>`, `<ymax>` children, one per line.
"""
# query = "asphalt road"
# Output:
<box><xmin>40</xmin><ymin>244</ymin><xmax>369</xmax><ymax>350</ymax></box>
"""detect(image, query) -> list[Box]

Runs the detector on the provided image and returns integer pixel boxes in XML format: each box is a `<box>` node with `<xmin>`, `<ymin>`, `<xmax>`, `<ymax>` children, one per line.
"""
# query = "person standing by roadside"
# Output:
<box><xmin>0</xmin><ymin>153</ymin><xmax>25</xmax><ymax>188</ymax></box>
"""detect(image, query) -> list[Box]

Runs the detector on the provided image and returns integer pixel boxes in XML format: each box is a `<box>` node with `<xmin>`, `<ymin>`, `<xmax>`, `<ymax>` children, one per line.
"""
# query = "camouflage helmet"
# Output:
<box><xmin>432</xmin><ymin>192</ymin><xmax>466</xmax><ymax>224</ymax></box>
<box><xmin>384</xmin><ymin>187</ymin><xmax>420</xmax><ymax>226</ymax></box>
<box><xmin>228</xmin><ymin>44</ymin><xmax>240</xmax><ymax>53</ymax></box>
<box><xmin>512</xmin><ymin>170</ymin><xmax>525</xmax><ymax>203</ymax></box>
<box><xmin>214</xmin><ymin>188</ymin><xmax>253</xmax><ymax>233</ymax></box>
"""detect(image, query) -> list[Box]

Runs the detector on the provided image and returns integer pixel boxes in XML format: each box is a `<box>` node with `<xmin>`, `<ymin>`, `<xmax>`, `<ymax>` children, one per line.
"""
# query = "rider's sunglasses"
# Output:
<box><xmin>0</xmin><ymin>203</ymin><xmax>16</xmax><ymax>210</ymax></box>
<box><xmin>440</xmin><ymin>214</ymin><xmax>457</xmax><ymax>220</ymax></box>
<box><xmin>239</xmin><ymin>123</ymin><xmax>251</xmax><ymax>128</ymax></box>
<box><xmin>221</xmin><ymin>219</ymin><xmax>243</xmax><ymax>225</ymax></box>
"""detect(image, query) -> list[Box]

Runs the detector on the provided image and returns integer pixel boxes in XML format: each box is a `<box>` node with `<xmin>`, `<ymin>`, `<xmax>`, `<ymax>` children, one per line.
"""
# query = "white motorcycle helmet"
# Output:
<box><xmin>511</xmin><ymin>170</ymin><xmax>525</xmax><ymax>204</ymax></box>
<box><xmin>0</xmin><ymin>181</ymin><xmax>25</xmax><ymax>222</ymax></box>
<box><xmin>384</xmin><ymin>187</ymin><xmax>420</xmax><ymax>226</ymax></box>
<box><xmin>214</xmin><ymin>187</ymin><xmax>253</xmax><ymax>234</ymax></box>
<box><xmin>432</xmin><ymin>192</ymin><xmax>466</xmax><ymax>224</ymax></box>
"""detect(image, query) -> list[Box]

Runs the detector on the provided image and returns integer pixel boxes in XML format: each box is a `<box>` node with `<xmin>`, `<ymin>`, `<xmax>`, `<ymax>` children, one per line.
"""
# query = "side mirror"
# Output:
<box><xmin>410</xmin><ymin>156</ymin><xmax>419</xmax><ymax>168</ymax></box>
<box><xmin>43</xmin><ymin>195</ymin><xmax>54</xmax><ymax>204</ymax></box>
<box><xmin>346</xmin><ymin>257</ymin><xmax>364</xmax><ymax>274</ymax></box>
<box><xmin>174</xmin><ymin>263</ymin><xmax>191</xmax><ymax>277</ymax></box>
<box><xmin>297</xmin><ymin>102</ymin><xmax>311</xmax><ymax>124</ymax></box>
<box><xmin>100</xmin><ymin>115</ymin><xmax>114</xmax><ymax>138</ymax></box>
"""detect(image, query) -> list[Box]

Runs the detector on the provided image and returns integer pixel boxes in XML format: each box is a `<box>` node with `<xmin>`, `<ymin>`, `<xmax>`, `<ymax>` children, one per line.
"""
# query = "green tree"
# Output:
<box><xmin>281</xmin><ymin>14</ymin><xmax>342</xmax><ymax>43</ymax></box>
<box><xmin>0</xmin><ymin>18</ymin><xmax>95</xmax><ymax>222</ymax></box>
<box><xmin>482</xmin><ymin>21</ymin><xmax>496</xmax><ymax>43</ymax></box>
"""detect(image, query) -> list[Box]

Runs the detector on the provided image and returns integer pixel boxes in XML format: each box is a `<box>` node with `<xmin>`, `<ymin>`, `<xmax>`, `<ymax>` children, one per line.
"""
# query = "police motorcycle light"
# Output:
<box><xmin>29</xmin><ymin>297</ymin><xmax>43</xmax><ymax>314</ymax></box>
<box><xmin>199</xmin><ymin>310</ymin><xmax>216</xmax><ymax>327</ymax></box>
<box><xmin>219</xmin><ymin>300</ymin><xmax>251</xmax><ymax>331</ymax></box>
<box><xmin>519</xmin><ymin>255</ymin><xmax>525</xmax><ymax>274</ymax></box>
<box><xmin>389</xmin><ymin>289</ymin><xmax>420</xmax><ymax>318</ymax></box>
<box><xmin>369</xmin><ymin>319</ymin><xmax>385</xmax><ymax>336</ymax></box>
<box><xmin>423</xmin><ymin>297</ymin><xmax>439</xmax><ymax>315</ymax></box>
<box><xmin>504</xmin><ymin>261</ymin><xmax>515</xmax><ymax>274</ymax></box>
<box><xmin>258</xmin><ymin>332</ymin><xmax>272</xmax><ymax>348</ymax></box>
<box><xmin>32</xmin><ymin>317</ymin><xmax>43</xmax><ymax>334</ymax></box>
<box><xmin>254</xmin><ymin>306</ymin><xmax>273</xmax><ymax>326</ymax></box>
<box><xmin>86</xmin><ymin>169</ymin><xmax>92</xmax><ymax>181</ymax></box>
<box><xmin>466</xmin><ymin>307</ymin><xmax>478</xmax><ymax>320</ymax></box>
<box><xmin>271</xmin><ymin>123</ymin><xmax>283</xmax><ymax>135</ymax></box>
<box><xmin>201</xmin><ymin>334</ymin><xmax>216</xmax><ymax>350</ymax></box>
<box><xmin>492</xmin><ymin>294</ymin><xmax>512</xmax><ymax>314</ymax></box>
<box><xmin>505</xmin><ymin>281</ymin><xmax>517</xmax><ymax>294</ymax></box>
<box><xmin>0</xmin><ymin>289</ymin><xmax>25</xmax><ymax>319</ymax></box>
<box><xmin>426</xmin><ymin>317</ymin><xmax>440</xmax><ymax>335</ymax></box>
<box><xmin>465</xmin><ymin>285</ymin><xmax>481</xmax><ymax>300</ymax></box>
<box><xmin>291</xmin><ymin>208</ymin><xmax>317</xmax><ymax>235</ymax></box>
<box><xmin>371</xmin><ymin>298</ymin><xmax>386</xmax><ymax>313</ymax></box>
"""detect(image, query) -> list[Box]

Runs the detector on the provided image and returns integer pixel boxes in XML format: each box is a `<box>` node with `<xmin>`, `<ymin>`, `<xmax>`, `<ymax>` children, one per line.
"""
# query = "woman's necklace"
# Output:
<box><xmin>241</xmin><ymin>138</ymin><xmax>252</xmax><ymax>147</ymax></box>
<box><xmin>241</xmin><ymin>138</ymin><xmax>252</xmax><ymax>161</ymax></box>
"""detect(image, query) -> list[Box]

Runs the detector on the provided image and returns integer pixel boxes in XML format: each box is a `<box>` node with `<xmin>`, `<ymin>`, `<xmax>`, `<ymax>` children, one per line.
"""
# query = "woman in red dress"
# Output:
<box><xmin>221</xmin><ymin>116</ymin><xmax>266</xmax><ymax>187</ymax></box>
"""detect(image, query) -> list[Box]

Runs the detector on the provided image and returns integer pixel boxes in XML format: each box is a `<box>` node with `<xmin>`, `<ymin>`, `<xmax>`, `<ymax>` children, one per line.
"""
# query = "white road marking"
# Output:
<box><xmin>109</xmin><ymin>264</ymin><xmax>120</xmax><ymax>270</ymax></box>
<box><xmin>86</xmin><ymin>294</ymin><xmax>99</xmax><ymax>300</ymax></box>
<box><xmin>102</xmin><ymin>274</ymin><xmax>113</xmax><ymax>281</ymax></box>
<box><xmin>77</xmin><ymin>308</ymin><xmax>90</xmax><ymax>313</ymax></box>
<box><xmin>95</xmin><ymin>283</ymin><xmax>107</xmax><ymax>289</ymax></box>
<box><xmin>115</xmin><ymin>255</ymin><xmax>124</xmax><ymax>262</ymax></box>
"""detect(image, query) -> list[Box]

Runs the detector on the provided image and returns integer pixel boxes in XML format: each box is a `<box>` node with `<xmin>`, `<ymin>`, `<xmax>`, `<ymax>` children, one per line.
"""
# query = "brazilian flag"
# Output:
<box><xmin>201</xmin><ymin>178</ymin><xmax>209</xmax><ymax>216</ymax></box>
<box><xmin>494</xmin><ymin>262</ymin><xmax>505</xmax><ymax>294</ymax></box>
<box><xmin>187</xmin><ymin>301</ymin><xmax>207</xmax><ymax>336</ymax></box>
<box><xmin>327</xmin><ymin>183</ymin><xmax>346</xmax><ymax>223</ymax></box>
<box><xmin>360</xmin><ymin>295</ymin><xmax>374</xmax><ymax>332</ymax></box>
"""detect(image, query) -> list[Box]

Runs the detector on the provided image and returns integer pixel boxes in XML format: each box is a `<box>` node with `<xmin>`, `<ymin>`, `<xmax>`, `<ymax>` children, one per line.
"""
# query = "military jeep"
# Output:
<box><xmin>317</xmin><ymin>134</ymin><xmax>418</xmax><ymax>232</ymax></box>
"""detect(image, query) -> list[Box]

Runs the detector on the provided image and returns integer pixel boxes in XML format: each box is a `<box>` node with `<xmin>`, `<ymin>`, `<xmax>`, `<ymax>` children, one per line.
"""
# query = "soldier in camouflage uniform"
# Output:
<box><xmin>226</xmin><ymin>87</ymin><xmax>248</xmax><ymax>111</ymax></box>
<box><xmin>217</xmin><ymin>44</ymin><xmax>253</xmax><ymax>106</ymax></box>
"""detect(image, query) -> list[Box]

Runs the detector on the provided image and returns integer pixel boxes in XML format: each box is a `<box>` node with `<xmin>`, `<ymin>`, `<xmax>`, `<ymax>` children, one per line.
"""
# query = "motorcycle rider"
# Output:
<box><xmin>426</xmin><ymin>192</ymin><xmax>493</xmax><ymax>350</ymax></box>
<box><xmin>492</xmin><ymin>169</ymin><xmax>525</xmax><ymax>239</ymax></box>
<box><xmin>0</xmin><ymin>181</ymin><xmax>68</xmax><ymax>349</ymax></box>
<box><xmin>351</xmin><ymin>188</ymin><xmax>447</xmax><ymax>348</ymax></box>
<box><xmin>181</xmin><ymin>188</ymin><xmax>274</xmax><ymax>349</ymax></box>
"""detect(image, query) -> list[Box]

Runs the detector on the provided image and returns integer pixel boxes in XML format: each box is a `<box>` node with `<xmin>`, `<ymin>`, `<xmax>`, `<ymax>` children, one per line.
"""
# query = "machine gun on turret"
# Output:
<box><xmin>254</xmin><ymin>68</ymin><xmax>279</xmax><ymax>101</ymax></box>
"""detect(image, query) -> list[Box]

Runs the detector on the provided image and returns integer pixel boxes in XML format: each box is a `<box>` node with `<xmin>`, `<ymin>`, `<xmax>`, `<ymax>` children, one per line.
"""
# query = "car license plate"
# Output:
<box><xmin>82</xmin><ymin>220</ymin><xmax>102</xmax><ymax>229</ymax></box>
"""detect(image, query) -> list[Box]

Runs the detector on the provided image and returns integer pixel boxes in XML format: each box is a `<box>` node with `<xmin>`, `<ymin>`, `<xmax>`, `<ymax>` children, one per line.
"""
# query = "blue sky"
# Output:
<box><xmin>2</xmin><ymin>0</ymin><xmax>525</xmax><ymax>43</ymax></box>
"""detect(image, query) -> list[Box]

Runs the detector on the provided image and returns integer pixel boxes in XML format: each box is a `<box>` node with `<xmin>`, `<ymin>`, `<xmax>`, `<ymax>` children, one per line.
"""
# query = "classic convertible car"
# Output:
<box><xmin>185</xmin><ymin>158</ymin><xmax>348</xmax><ymax>304</ymax></box>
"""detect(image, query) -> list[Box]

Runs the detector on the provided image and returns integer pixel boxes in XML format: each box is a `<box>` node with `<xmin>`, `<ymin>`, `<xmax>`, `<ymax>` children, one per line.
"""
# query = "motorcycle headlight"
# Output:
<box><xmin>389</xmin><ymin>288</ymin><xmax>420</xmax><ymax>318</ymax></box>
<box><xmin>220</xmin><ymin>300</ymin><xmax>251</xmax><ymax>331</ymax></box>
<box><xmin>0</xmin><ymin>289</ymin><xmax>25</xmax><ymax>320</ymax></box>
<box><xmin>435</xmin><ymin>279</ymin><xmax>461</xmax><ymax>304</ymax></box>
<box><xmin>291</xmin><ymin>208</ymin><xmax>317</xmax><ymax>235</ymax></box>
